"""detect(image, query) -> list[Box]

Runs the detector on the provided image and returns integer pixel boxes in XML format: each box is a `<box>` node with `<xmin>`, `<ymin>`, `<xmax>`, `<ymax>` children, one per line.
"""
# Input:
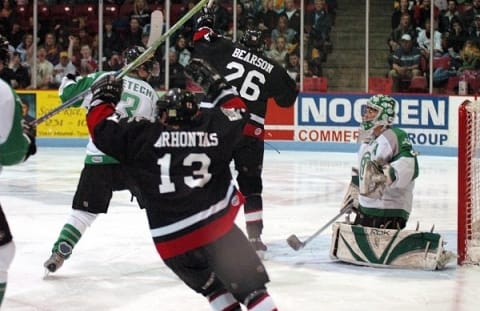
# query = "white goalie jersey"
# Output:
<box><xmin>357</xmin><ymin>127</ymin><xmax>419</xmax><ymax>220</ymax></box>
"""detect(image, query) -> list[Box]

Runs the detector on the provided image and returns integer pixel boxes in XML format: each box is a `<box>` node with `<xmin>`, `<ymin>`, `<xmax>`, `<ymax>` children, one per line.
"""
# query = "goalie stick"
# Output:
<box><xmin>32</xmin><ymin>0</ymin><xmax>209</xmax><ymax>126</ymax></box>
<box><xmin>286</xmin><ymin>206</ymin><xmax>351</xmax><ymax>251</ymax></box>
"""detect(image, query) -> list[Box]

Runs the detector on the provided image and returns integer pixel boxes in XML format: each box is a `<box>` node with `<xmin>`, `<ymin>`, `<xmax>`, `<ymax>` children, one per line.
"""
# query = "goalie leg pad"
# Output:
<box><xmin>330</xmin><ymin>223</ymin><xmax>456</xmax><ymax>270</ymax></box>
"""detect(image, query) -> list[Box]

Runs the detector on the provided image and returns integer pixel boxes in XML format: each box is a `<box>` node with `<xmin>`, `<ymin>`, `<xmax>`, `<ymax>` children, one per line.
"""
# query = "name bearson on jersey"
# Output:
<box><xmin>154</xmin><ymin>131</ymin><xmax>219</xmax><ymax>148</ymax></box>
<box><xmin>231</xmin><ymin>48</ymin><xmax>274</xmax><ymax>73</ymax></box>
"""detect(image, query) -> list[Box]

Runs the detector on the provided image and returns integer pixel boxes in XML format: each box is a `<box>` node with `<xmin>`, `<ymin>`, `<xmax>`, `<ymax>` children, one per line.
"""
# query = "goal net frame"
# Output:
<box><xmin>458</xmin><ymin>100</ymin><xmax>480</xmax><ymax>265</ymax></box>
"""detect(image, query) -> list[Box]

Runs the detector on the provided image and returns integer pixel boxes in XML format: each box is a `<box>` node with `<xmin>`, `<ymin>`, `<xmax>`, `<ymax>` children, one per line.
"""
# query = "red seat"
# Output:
<box><xmin>75</xmin><ymin>3</ymin><xmax>98</xmax><ymax>18</ymax></box>
<box><xmin>408</xmin><ymin>76</ymin><xmax>428</xmax><ymax>92</ymax></box>
<box><xmin>50</xmin><ymin>4</ymin><xmax>74</xmax><ymax>24</ymax></box>
<box><xmin>446</xmin><ymin>76</ymin><xmax>460</xmax><ymax>94</ymax></box>
<box><xmin>104</xmin><ymin>4</ymin><xmax>120</xmax><ymax>19</ymax></box>
<box><xmin>170</xmin><ymin>4</ymin><xmax>185</xmax><ymax>23</ymax></box>
<box><xmin>38</xmin><ymin>4</ymin><xmax>50</xmax><ymax>21</ymax></box>
<box><xmin>432</xmin><ymin>56</ymin><xmax>451</xmax><ymax>70</ymax></box>
<box><xmin>119</xmin><ymin>2</ymin><xmax>134</xmax><ymax>18</ymax></box>
<box><xmin>303</xmin><ymin>77</ymin><xmax>328</xmax><ymax>92</ymax></box>
<box><xmin>368</xmin><ymin>76</ymin><xmax>393</xmax><ymax>94</ymax></box>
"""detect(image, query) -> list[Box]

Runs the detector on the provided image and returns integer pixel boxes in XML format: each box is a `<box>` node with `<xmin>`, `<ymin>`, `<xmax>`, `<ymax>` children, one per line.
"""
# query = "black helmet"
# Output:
<box><xmin>124</xmin><ymin>45</ymin><xmax>152</xmax><ymax>71</ymax></box>
<box><xmin>0</xmin><ymin>35</ymin><xmax>10</xmax><ymax>65</ymax></box>
<box><xmin>240</xmin><ymin>28</ymin><xmax>265</xmax><ymax>53</ymax></box>
<box><xmin>157</xmin><ymin>88</ymin><xmax>198</xmax><ymax>125</ymax></box>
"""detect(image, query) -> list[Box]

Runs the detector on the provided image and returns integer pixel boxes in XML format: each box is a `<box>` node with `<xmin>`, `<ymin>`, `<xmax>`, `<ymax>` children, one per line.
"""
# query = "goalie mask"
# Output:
<box><xmin>157</xmin><ymin>88</ymin><xmax>199</xmax><ymax>125</ymax></box>
<box><xmin>240</xmin><ymin>28</ymin><xmax>265</xmax><ymax>53</ymax></box>
<box><xmin>360</xmin><ymin>95</ymin><xmax>396</xmax><ymax>139</ymax></box>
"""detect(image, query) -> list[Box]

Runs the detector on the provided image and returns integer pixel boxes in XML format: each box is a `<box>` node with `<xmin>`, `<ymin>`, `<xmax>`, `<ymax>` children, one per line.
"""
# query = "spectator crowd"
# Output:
<box><xmin>388</xmin><ymin>0</ymin><xmax>480</xmax><ymax>93</ymax></box>
<box><xmin>0</xmin><ymin>0</ymin><xmax>336</xmax><ymax>91</ymax></box>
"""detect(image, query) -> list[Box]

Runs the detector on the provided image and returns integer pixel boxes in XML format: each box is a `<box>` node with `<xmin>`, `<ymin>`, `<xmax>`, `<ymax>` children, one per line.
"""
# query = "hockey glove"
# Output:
<box><xmin>342</xmin><ymin>167</ymin><xmax>360</xmax><ymax>214</ymax></box>
<box><xmin>360</xmin><ymin>161</ymin><xmax>395</xmax><ymax>199</ymax></box>
<box><xmin>185</xmin><ymin>58</ymin><xmax>229</xmax><ymax>102</ymax></box>
<box><xmin>90</xmin><ymin>74</ymin><xmax>123</xmax><ymax>107</ymax></box>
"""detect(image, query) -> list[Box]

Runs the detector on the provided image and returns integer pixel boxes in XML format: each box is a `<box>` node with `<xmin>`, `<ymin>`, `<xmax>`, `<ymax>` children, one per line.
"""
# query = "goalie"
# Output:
<box><xmin>330</xmin><ymin>95</ymin><xmax>455</xmax><ymax>270</ymax></box>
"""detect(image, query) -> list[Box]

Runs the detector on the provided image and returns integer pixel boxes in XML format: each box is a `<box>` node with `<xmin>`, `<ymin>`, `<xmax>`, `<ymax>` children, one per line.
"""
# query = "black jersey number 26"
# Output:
<box><xmin>224</xmin><ymin>61</ymin><xmax>265</xmax><ymax>102</ymax></box>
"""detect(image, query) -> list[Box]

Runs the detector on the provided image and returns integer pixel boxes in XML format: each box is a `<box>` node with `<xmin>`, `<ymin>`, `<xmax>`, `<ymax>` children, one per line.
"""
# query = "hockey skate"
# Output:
<box><xmin>44</xmin><ymin>241</ymin><xmax>72</xmax><ymax>273</ymax></box>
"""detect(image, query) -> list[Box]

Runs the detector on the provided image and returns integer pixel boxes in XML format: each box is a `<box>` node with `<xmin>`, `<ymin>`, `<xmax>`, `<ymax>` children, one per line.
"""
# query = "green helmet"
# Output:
<box><xmin>361</xmin><ymin>95</ymin><xmax>396</xmax><ymax>133</ymax></box>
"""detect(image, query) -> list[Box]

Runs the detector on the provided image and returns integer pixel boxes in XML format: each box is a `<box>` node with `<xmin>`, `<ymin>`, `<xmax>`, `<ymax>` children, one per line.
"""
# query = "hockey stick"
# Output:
<box><xmin>32</xmin><ymin>0</ymin><xmax>208</xmax><ymax>126</ymax></box>
<box><xmin>286</xmin><ymin>206</ymin><xmax>351</xmax><ymax>251</ymax></box>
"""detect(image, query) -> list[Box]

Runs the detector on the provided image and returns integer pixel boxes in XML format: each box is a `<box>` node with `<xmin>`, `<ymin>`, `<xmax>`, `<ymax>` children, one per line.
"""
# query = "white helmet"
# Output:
<box><xmin>360</xmin><ymin>94</ymin><xmax>397</xmax><ymax>140</ymax></box>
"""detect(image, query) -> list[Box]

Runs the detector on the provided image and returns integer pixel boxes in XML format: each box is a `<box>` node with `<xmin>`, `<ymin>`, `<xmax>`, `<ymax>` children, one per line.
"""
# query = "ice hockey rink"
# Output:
<box><xmin>0</xmin><ymin>147</ymin><xmax>478</xmax><ymax>311</ymax></box>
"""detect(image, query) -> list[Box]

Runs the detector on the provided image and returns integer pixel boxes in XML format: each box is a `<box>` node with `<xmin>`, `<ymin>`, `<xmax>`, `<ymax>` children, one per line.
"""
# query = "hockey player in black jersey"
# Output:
<box><xmin>85</xmin><ymin>59</ymin><xmax>279</xmax><ymax>311</ymax></box>
<box><xmin>191</xmin><ymin>9</ymin><xmax>298</xmax><ymax>253</ymax></box>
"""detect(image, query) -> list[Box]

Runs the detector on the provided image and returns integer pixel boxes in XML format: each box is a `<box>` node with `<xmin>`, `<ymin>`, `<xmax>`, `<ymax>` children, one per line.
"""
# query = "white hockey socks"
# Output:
<box><xmin>208</xmin><ymin>290</ymin><xmax>241</xmax><ymax>311</ymax></box>
<box><xmin>246</xmin><ymin>292</ymin><xmax>277</xmax><ymax>311</ymax></box>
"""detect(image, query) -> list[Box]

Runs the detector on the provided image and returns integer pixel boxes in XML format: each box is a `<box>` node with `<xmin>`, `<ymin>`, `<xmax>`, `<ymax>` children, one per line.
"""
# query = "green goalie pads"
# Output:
<box><xmin>329</xmin><ymin>223</ymin><xmax>456</xmax><ymax>270</ymax></box>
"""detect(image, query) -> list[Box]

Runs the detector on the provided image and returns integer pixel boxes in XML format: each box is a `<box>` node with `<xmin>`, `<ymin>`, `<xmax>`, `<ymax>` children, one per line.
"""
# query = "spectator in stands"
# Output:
<box><xmin>271</xmin><ymin>15</ymin><xmax>297</xmax><ymax>46</ymax></box>
<box><xmin>279</xmin><ymin>0</ymin><xmax>301</xmax><ymax>35</ymax></box>
<box><xmin>8</xmin><ymin>22</ymin><xmax>24</xmax><ymax>49</ymax></box>
<box><xmin>211</xmin><ymin>0</ymin><xmax>231</xmax><ymax>35</ymax></box>
<box><xmin>414</xmin><ymin>0</ymin><xmax>439</xmax><ymax>28</ymax></box>
<box><xmin>32</xmin><ymin>46</ymin><xmax>54</xmax><ymax>89</ymax></box>
<box><xmin>267</xmin><ymin>34</ymin><xmax>288</xmax><ymax>67</ymax></box>
<box><xmin>326</xmin><ymin>0</ymin><xmax>338</xmax><ymax>26</ymax></box>
<box><xmin>438</xmin><ymin>0</ymin><xmax>461</xmax><ymax>33</ymax></box>
<box><xmin>305</xmin><ymin>0</ymin><xmax>332</xmax><ymax>59</ymax></box>
<box><xmin>447</xmin><ymin>17</ymin><xmax>468</xmax><ymax>67</ymax></box>
<box><xmin>102</xmin><ymin>51</ymin><xmax>123</xmax><ymax>72</ymax></box>
<box><xmin>15</xmin><ymin>33</ymin><xmax>33</xmax><ymax>68</ymax></box>
<box><xmin>417</xmin><ymin>18</ymin><xmax>444</xmax><ymax>58</ymax></box>
<box><xmin>388</xmin><ymin>33</ymin><xmax>423</xmax><ymax>91</ymax></box>
<box><xmin>388</xmin><ymin>12</ymin><xmax>417</xmax><ymax>65</ymax></box>
<box><xmin>169</xmin><ymin>35</ymin><xmax>191</xmax><ymax>67</ymax></box>
<box><xmin>0</xmin><ymin>46</ymin><xmax>14</xmax><ymax>85</ymax></box>
<box><xmin>160</xmin><ymin>50</ymin><xmax>186</xmax><ymax>89</ymax></box>
<box><xmin>256</xmin><ymin>0</ymin><xmax>278</xmax><ymax>38</ymax></box>
<box><xmin>130</xmin><ymin>0</ymin><xmax>151</xmax><ymax>28</ymax></box>
<box><xmin>231</xmin><ymin>2</ymin><xmax>252</xmax><ymax>38</ymax></box>
<box><xmin>124</xmin><ymin>17</ymin><xmax>144</xmax><ymax>49</ymax></box>
<box><xmin>77</xmin><ymin>27</ymin><xmax>93</xmax><ymax>48</ymax></box>
<box><xmin>458</xmin><ymin>39</ymin><xmax>480</xmax><ymax>71</ymax></box>
<box><xmin>103</xmin><ymin>19</ymin><xmax>123</xmax><ymax>59</ymax></box>
<box><xmin>0</xmin><ymin>0</ymin><xmax>16</xmax><ymax>35</ymax></box>
<box><xmin>9</xmin><ymin>51</ymin><xmax>29</xmax><ymax>89</ymax></box>
<box><xmin>67</xmin><ymin>34</ymin><xmax>81</xmax><ymax>70</ymax></box>
<box><xmin>468</xmin><ymin>14</ymin><xmax>480</xmax><ymax>44</ymax></box>
<box><xmin>44</xmin><ymin>32</ymin><xmax>60</xmax><ymax>66</ymax></box>
<box><xmin>77</xmin><ymin>44</ymin><xmax>97</xmax><ymax>76</ymax></box>
<box><xmin>285</xmin><ymin>52</ymin><xmax>300</xmax><ymax>84</ymax></box>
<box><xmin>51</xmin><ymin>51</ymin><xmax>76</xmax><ymax>88</ymax></box>
<box><xmin>392</xmin><ymin>0</ymin><xmax>416</xmax><ymax>29</ymax></box>
<box><xmin>461</xmin><ymin>0</ymin><xmax>476</xmax><ymax>32</ymax></box>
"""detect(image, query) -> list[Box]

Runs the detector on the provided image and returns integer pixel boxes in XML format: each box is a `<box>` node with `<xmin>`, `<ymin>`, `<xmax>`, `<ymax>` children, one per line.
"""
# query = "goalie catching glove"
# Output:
<box><xmin>184</xmin><ymin>58</ymin><xmax>230</xmax><ymax>102</ymax></box>
<box><xmin>89</xmin><ymin>74</ymin><xmax>123</xmax><ymax>109</ymax></box>
<box><xmin>360</xmin><ymin>160</ymin><xmax>395</xmax><ymax>199</ymax></box>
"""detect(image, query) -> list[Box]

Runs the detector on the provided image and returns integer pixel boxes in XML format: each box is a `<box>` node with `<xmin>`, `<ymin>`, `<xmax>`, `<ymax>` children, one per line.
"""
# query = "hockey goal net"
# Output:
<box><xmin>458</xmin><ymin>100</ymin><xmax>480</xmax><ymax>265</ymax></box>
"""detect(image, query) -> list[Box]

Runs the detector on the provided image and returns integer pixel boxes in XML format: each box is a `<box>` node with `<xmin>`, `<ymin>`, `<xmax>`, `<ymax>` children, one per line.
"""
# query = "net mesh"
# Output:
<box><xmin>460</xmin><ymin>101</ymin><xmax>480</xmax><ymax>264</ymax></box>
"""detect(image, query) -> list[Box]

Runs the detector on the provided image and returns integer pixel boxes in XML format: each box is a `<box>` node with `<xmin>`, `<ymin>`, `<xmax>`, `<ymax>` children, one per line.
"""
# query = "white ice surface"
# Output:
<box><xmin>0</xmin><ymin>147</ymin><xmax>478</xmax><ymax>311</ymax></box>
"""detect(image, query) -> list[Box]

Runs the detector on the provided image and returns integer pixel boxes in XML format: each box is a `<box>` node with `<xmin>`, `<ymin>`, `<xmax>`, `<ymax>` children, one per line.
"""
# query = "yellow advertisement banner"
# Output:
<box><xmin>17</xmin><ymin>90</ymin><xmax>89</xmax><ymax>138</ymax></box>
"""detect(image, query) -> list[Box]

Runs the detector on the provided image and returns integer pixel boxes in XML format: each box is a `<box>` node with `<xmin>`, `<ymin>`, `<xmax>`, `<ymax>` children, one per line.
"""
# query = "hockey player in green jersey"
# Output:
<box><xmin>330</xmin><ymin>94</ymin><xmax>455</xmax><ymax>270</ymax></box>
<box><xmin>0</xmin><ymin>68</ymin><xmax>37</xmax><ymax>305</ymax></box>
<box><xmin>44</xmin><ymin>46</ymin><xmax>159</xmax><ymax>273</ymax></box>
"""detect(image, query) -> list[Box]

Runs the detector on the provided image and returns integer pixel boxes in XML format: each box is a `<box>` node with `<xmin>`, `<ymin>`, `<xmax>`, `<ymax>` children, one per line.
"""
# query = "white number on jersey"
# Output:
<box><xmin>157</xmin><ymin>153</ymin><xmax>212</xmax><ymax>193</ymax></box>
<box><xmin>224</xmin><ymin>61</ymin><xmax>265</xmax><ymax>102</ymax></box>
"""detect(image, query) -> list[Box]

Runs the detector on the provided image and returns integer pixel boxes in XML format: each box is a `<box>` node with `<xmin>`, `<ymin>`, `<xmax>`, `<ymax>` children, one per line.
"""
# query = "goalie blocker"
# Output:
<box><xmin>330</xmin><ymin>222</ymin><xmax>456</xmax><ymax>270</ymax></box>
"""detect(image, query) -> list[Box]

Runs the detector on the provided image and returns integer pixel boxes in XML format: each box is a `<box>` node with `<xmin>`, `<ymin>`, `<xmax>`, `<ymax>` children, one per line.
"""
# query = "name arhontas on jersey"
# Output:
<box><xmin>231</xmin><ymin>48</ymin><xmax>274</xmax><ymax>73</ymax></box>
<box><xmin>154</xmin><ymin>131</ymin><xmax>219</xmax><ymax>148</ymax></box>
